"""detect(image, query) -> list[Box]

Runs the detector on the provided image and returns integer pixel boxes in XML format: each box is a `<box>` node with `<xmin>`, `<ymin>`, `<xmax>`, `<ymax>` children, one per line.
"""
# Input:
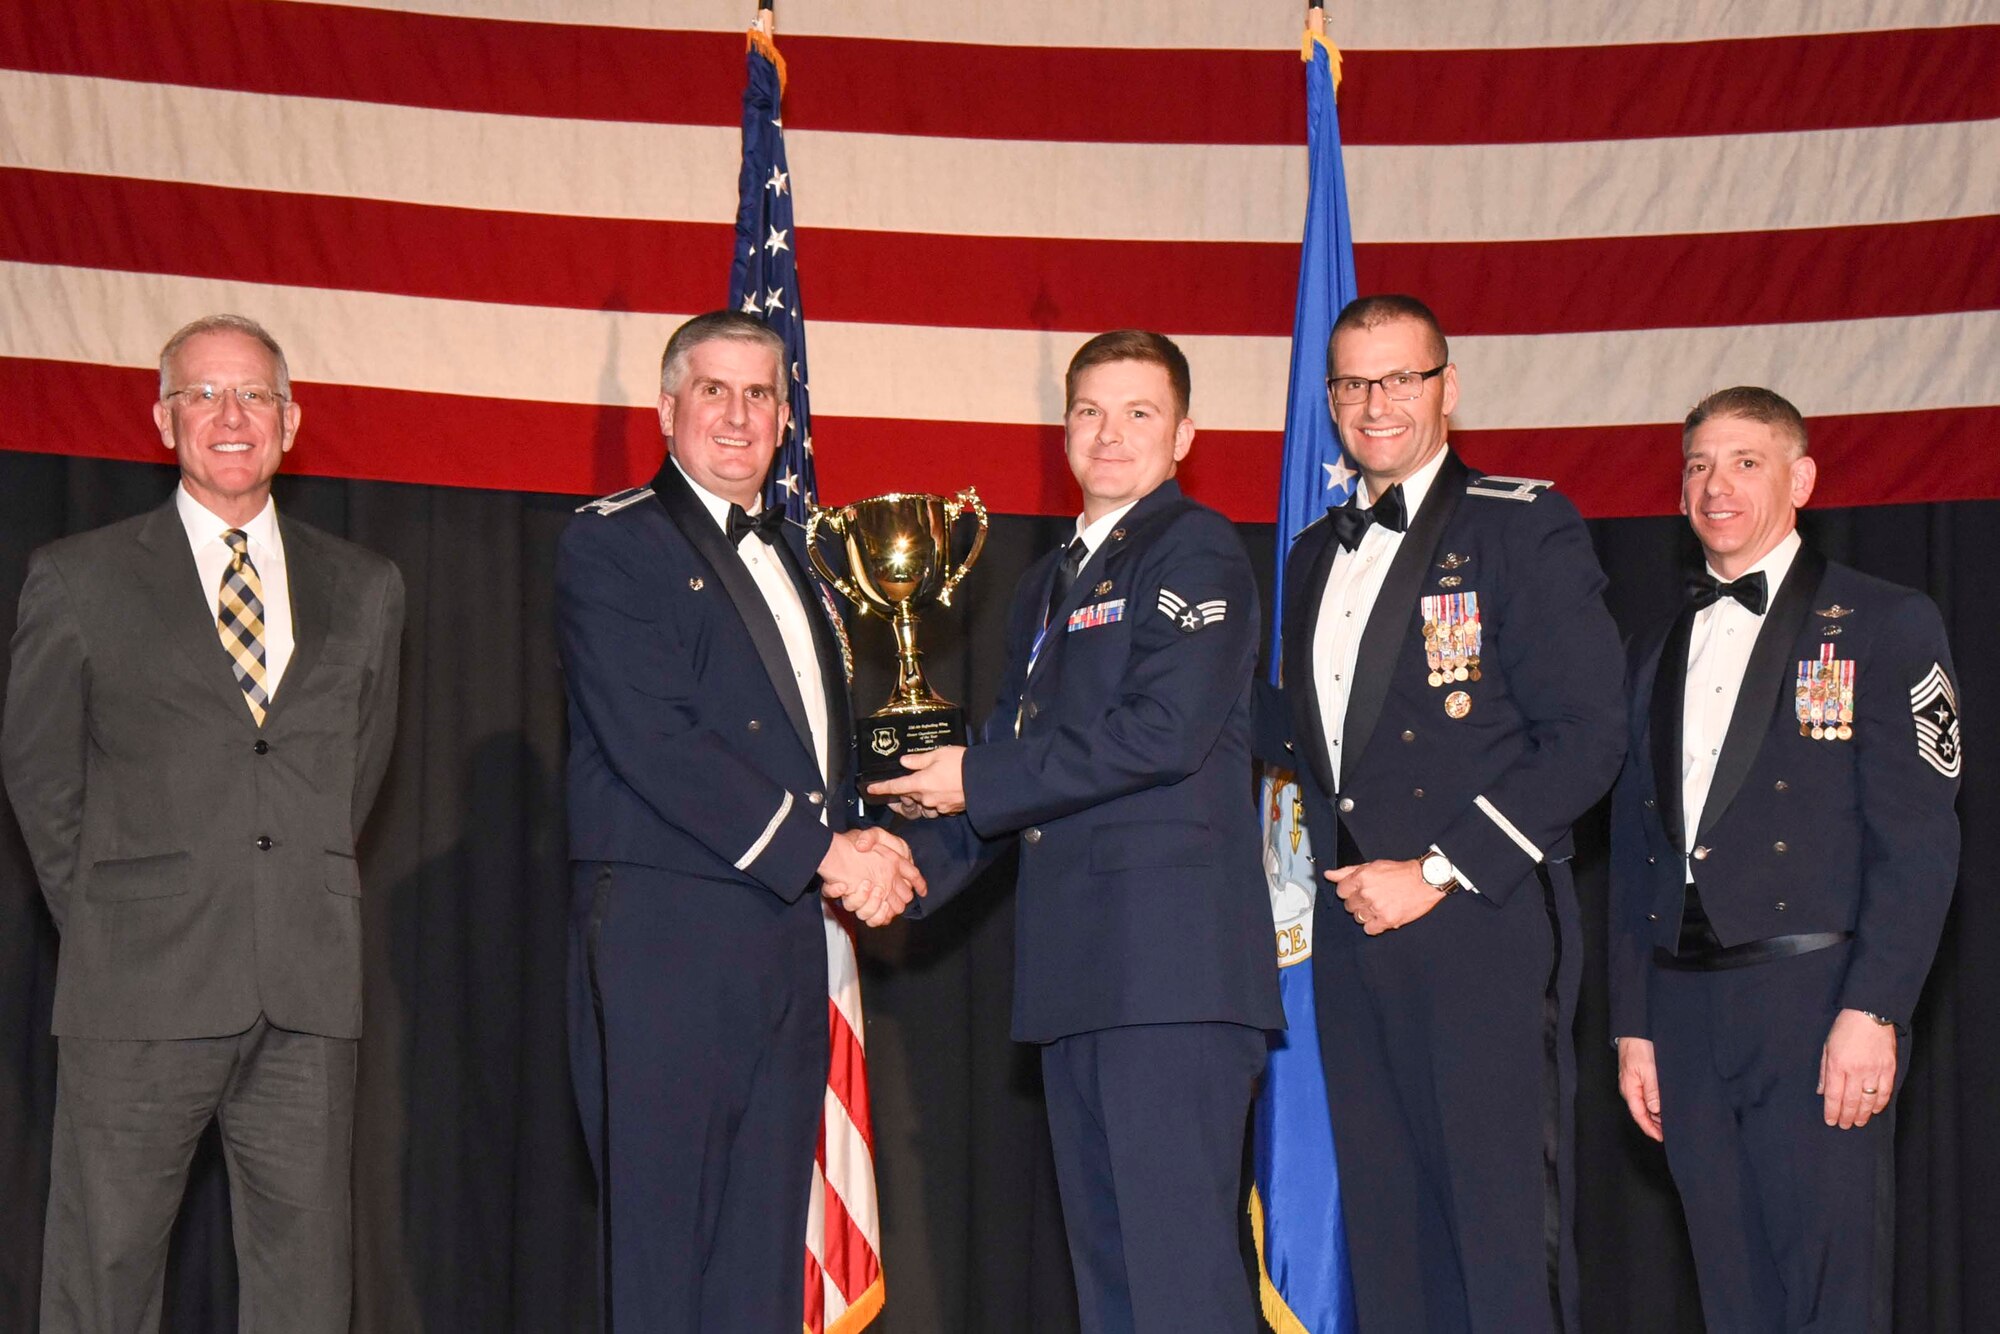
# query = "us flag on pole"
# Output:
<box><xmin>732</xmin><ymin>12</ymin><xmax>817</xmax><ymax>525</ymax></box>
<box><xmin>727</xmin><ymin>18</ymin><xmax>884</xmax><ymax>1334</ymax></box>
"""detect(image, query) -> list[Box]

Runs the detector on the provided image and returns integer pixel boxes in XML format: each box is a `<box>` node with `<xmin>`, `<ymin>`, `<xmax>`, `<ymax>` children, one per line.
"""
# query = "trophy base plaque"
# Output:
<box><xmin>858</xmin><ymin>705</ymin><xmax>967</xmax><ymax>787</ymax></box>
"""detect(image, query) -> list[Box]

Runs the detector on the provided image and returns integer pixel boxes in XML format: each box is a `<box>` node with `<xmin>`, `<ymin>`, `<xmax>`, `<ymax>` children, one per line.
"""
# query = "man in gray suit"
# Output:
<box><xmin>3</xmin><ymin>314</ymin><xmax>405</xmax><ymax>1333</ymax></box>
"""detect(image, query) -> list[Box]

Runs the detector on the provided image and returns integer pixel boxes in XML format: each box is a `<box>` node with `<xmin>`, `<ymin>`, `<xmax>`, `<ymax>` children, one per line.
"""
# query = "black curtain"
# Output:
<box><xmin>2</xmin><ymin>450</ymin><xmax>1992</xmax><ymax>1332</ymax></box>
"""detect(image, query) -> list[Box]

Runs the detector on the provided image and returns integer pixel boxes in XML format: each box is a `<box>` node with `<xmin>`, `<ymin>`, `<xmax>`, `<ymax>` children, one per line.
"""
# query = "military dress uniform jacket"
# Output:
<box><xmin>557</xmin><ymin>460</ymin><xmax>857</xmax><ymax>892</ymax></box>
<box><xmin>1608</xmin><ymin>548</ymin><xmax>1962</xmax><ymax>1037</ymax></box>
<box><xmin>3</xmin><ymin>499</ymin><xmax>404</xmax><ymax>1040</ymax></box>
<box><xmin>1256</xmin><ymin>451</ymin><xmax>1626</xmax><ymax>907</ymax></box>
<box><xmin>910</xmin><ymin>479</ymin><xmax>1283</xmax><ymax>1044</ymax></box>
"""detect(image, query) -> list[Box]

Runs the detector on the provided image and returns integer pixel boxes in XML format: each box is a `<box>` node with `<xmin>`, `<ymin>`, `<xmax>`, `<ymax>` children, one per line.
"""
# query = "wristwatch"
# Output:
<box><xmin>1419</xmin><ymin>851</ymin><xmax>1462</xmax><ymax>895</ymax></box>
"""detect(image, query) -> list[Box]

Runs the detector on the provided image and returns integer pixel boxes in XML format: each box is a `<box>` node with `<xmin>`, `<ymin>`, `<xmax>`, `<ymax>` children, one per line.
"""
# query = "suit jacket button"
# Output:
<box><xmin>808</xmin><ymin>791</ymin><xmax>825</xmax><ymax>807</ymax></box>
<box><xmin>1647</xmin><ymin>856</ymin><xmax>1657</xmax><ymax>865</ymax></box>
<box><xmin>1338</xmin><ymin>797</ymin><xmax>1355</xmax><ymax>813</ymax></box>
<box><xmin>747</xmin><ymin>719</ymin><xmax>761</xmax><ymax>732</ymax></box>
<box><xmin>1401</xmin><ymin>730</ymin><xmax>1415</xmax><ymax>743</ymax></box>
<box><xmin>1024</xmin><ymin>828</ymin><xmax>1042</xmax><ymax>845</ymax></box>
<box><xmin>1412</xmin><ymin>788</ymin><xmax>1425</xmax><ymax>799</ymax></box>
<box><xmin>1643</xmin><ymin>798</ymin><xmax>1655</xmax><ymax>809</ymax></box>
<box><xmin>1775</xmin><ymin>901</ymin><xmax>1787</xmax><ymax>911</ymax></box>
<box><xmin>1647</xmin><ymin>913</ymin><xmax>1658</xmax><ymax>922</ymax></box>
<box><xmin>1692</xmin><ymin>845</ymin><xmax>1710</xmax><ymax>861</ymax></box>
<box><xmin>1773</xmin><ymin>841</ymin><xmax>1787</xmax><ymax>854</ymax></box>
<box><xmin>1025</xmin><ymin>701</ymin><xmax>1040</xmax><ymax>719</ymax></box>
<box><xmin>253</xmin><ymin>739</ymin><xmax>269</xmax><ymax>755</ymax></box>
<box><xmin>255</xmin><ymin>835</ymin><xmax>272</xmax><ymax>851</ymax></box>
<box><xmin>1775</xmin><ymin>780</ymin><xmax>1789</xmax><ymax>792</ymax></box>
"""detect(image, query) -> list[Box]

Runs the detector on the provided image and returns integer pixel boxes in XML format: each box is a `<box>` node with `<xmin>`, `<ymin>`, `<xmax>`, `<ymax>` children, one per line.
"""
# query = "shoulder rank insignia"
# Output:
<box><xmin>1158</xmin><ymin>587</ymin><xmax>1225</xmax><ymax>632</ymax></box>
<box><xmin>1911</xmin><ymin>663</ymin><xmax>1962</xmax><ymax>778</ymax></box>
<box><xmin>1466</xmin><ymin>475</ymin><xmax>1553</xmax><ymax>503</ymax></box>
<box><xmin>575</xmin><ymin>485</ymin><xmax>655</xmax><ymax>516</ymax></box>
<box><xmin>1815</xmin><ymin>604</ymin><xmax>1855</xmax><ymax>619</ymax></box>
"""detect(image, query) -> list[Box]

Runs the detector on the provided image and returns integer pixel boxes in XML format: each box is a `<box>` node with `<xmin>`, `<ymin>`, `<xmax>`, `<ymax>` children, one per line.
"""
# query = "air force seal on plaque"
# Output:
<box><xmin>1911</xmin><ymin>662</ymin><xmax>1962</xmax><ymax>778</ymax></box>
<box><xmin>1158</xmin><ymin>587</ymin><xmax>1225</xmax><ymax>633</ymax></box>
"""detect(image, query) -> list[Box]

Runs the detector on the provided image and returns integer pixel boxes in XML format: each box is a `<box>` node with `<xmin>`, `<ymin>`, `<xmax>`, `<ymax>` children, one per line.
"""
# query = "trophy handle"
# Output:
<box><xmin>936</xmin><ymin>487</ymin><xmax>989</xmax><ymax>608</ymax></box>
<box><xmin>804</xmin><ymin>504</ymin><xmax>870</xmax><ymax>613</ymax></box>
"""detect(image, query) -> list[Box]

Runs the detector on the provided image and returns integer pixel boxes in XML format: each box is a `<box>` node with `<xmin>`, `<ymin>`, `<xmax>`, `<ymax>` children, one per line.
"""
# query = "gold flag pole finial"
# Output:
<box><xmin>1301</xmin><ymin>3</ymin><xmax>1342</xmax><ymax>89</ymax></box>
<box><xmin>748</xmin><ymin>4</ymin><xmax>785</xmax><ymax>91</ymax></box>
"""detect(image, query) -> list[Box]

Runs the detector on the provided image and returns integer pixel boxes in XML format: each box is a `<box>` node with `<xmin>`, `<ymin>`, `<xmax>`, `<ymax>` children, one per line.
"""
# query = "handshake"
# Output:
<box><xmin>817</xmin><ymin>827</ymin><xmax>926</xmax><ymax>927</ymax></box>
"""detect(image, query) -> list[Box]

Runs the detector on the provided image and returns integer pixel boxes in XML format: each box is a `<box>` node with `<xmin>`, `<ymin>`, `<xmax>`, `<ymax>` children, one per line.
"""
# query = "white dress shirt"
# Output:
<box><xmin>1680</xmin><ymin>529</ymin><xmax>1801</xmax><ymax>878</ymax></box>
<box><xmin>177</xmin><ymin>485</ymin><xmax>295</xmax><ymax>698</ymax></box>
<box><xmin>675</xmin><ymin>461</ymin><xmax>831</xmax><ymax>789</ymax></box>
<box><xmin>1309</xmin><ymin>448</ymin><xmax>1481</xmax><ymax>889</ymax></box>
<box><xmin>1072</xmin><ymin>498</ymin><xmax>1141</xmax><ymax>561</ymax></box>
<box><xmin>1313</xmin><ymin>447</ymin><xmax>1450</xmax><ymax>787</ymax></box>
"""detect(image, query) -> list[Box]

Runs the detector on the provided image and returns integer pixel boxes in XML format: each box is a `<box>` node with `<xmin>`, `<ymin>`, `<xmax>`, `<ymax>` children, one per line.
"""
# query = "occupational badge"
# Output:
<box><xmin>1910</xmin><ymin>662</ymin><xmax>1962</xmax><ymax>778</ymax></box>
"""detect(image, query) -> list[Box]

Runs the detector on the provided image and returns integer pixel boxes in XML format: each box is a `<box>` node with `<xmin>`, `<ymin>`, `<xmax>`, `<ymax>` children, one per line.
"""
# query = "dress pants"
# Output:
<box><xmin>1650</xmin><ymin>942</ymin><xmax>1901</xmax><ymax>1334</ymax></box>
<box><xmin>568</xmin><ymin>861</ymin><xmax>825</xmax><ymax>1334</ymax></box>
<box><xmin>40</xmin><ymin>1016</ymin><xmax>357</xmax><ymax>1334</ymax></box>
<box><xmin>1312</xmin><ymin>863</ymin><xmax>1581</xmax><ymax>1334</ymax></box>
<box><xmin>1039</xmin><ymin>1021</ymin><xmax>1268</xmax><ymax>1334</ymax></box>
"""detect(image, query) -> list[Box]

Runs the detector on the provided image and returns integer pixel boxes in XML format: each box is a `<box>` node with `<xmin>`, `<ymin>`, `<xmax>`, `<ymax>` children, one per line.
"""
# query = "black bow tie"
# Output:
<box><xmin>726</xmin><ymin>503</ymin><xmax>786</xmax><ymax>546</ymax></box>
<box><xmin>1328</xmin><ymin>485</ymin><xmax>1408</xmax><ymax>552</ymax></box>
<box><xmin>1687</xmin><ymin>570</ymin><xmax>1768</xmax><ymax>616</ymax></box>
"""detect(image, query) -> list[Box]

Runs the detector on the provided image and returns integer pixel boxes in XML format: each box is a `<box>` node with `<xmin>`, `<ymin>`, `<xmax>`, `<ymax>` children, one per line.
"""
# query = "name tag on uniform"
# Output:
<box><xmin>1068</xmin><ymin>598</ymin><xmax>1126</xmax><ymax>632</ymax></box>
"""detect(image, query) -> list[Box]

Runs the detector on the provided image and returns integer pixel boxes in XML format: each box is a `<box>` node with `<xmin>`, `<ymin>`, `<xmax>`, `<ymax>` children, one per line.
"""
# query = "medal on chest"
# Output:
<box><xmin>1795</xmin><ymin>642</ymin><xmax>1853</xmax><ymax>741</ymax></box>
<box><xmin>1420</xmin><ymin>591</ymin><xmax>1482</xmax><ymax>688</ymax></box>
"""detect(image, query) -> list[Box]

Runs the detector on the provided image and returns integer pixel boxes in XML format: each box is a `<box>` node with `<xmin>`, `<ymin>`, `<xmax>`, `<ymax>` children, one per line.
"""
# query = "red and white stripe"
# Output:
<box><xmin>1</xmin><ymin>0</ymin><xmax>1994</xmax><ymax>519</ymax></box>
<box><xmin>806</xmin><ymin>903</ymin><xmax>884</xmax><ymax>1334</ymax></box>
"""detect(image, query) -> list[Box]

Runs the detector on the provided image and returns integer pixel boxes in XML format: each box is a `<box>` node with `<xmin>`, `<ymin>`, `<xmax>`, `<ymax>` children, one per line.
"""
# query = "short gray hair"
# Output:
<box><xmin>659</xmin><ymin>311</ymin><xmax>787</xmax><ymax>401</ymax></box>
<box><xmin>1682</xmin><ymin>385</ymin><xmax>1808</xmax><ymax>459</ymax></box>
<box><xmin>158</xmin><ymin>314</ymin><xmax>292</xmax><ymax>398</ymax></box>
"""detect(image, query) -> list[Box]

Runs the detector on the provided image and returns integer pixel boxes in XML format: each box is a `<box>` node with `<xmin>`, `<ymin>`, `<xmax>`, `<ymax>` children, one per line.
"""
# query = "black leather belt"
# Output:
<box><xmin>1654</xmin><ymin>931</ymin><xmax>1852</xmax><ymax>972</ymax></box>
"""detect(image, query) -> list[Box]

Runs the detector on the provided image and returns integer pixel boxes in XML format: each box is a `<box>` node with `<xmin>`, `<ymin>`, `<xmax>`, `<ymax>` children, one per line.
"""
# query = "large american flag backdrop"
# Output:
<box><xmin>1</xmin><ymin>1</ymin><xmax>1996</xmax><ymax>521</ymax></box>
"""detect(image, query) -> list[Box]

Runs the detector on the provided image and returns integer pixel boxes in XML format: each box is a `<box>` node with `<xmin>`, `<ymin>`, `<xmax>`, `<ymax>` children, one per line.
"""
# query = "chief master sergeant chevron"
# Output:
<box><xmin>1253</xmin><ymin>294</ymin><xmax>1626</xmax><ymax>1333</ymax></box>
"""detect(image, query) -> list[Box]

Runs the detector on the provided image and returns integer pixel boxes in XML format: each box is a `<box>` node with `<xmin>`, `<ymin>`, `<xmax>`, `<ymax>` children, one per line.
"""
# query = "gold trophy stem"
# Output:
<box><xmin>886</xmin><ymin>603</ymin><xmax>941</xmax><ymax>712</ymax></box>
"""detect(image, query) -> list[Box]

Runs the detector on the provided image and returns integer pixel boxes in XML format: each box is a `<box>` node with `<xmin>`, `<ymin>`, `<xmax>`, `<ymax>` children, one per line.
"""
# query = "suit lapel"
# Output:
<box><xmin>1285</xmin><ymin>519</ymin><xmax>1341</xmax><ymax>794</ymax></box>
<box><xmin>1694</xmin><ymin>545</ymin><xmax>1828</xmax><ymax>841</ymax></box>
<box><xmin>263</xmin><ymin>514</ymin><xmax>331</xmax><ymax>726</ymax></box>
<box><xmin>650</xmin><ymin>462</ymin><xmax>819</xmax><ymax>766</ymax></box>
<box><xmin>1649</xmin><ymin>609</ymin><xmax>1695</xmax><ymax>854</ymax></box>
<box><xmin>131</xmin><ymin>500</ymin><xmax>256</xmax><ymax>726</ymax></box>
<box><xmin>1342</xmin><ymin>450</ymin><xmax>1469</xmax><ymax>772</ymax></box>
<box><xmin>777</xmin><ymin>522</ymin><xmax>853</xmax><ymax>795</ymax></box>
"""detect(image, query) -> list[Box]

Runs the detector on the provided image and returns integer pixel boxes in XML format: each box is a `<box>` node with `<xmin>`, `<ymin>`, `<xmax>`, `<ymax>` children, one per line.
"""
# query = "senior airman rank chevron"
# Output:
<box><xmin>1159</xmin><ymin>587</ymin><xmax>1226</xmax><ymax>633</ymax></box>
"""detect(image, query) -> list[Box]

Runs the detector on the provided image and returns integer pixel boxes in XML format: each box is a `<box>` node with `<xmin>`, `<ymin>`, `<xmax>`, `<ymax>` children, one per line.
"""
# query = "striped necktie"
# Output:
<box><xmin>217</xmin><ymin>529</ymin><xmax>270</xmax><ymax>724</ymax></box>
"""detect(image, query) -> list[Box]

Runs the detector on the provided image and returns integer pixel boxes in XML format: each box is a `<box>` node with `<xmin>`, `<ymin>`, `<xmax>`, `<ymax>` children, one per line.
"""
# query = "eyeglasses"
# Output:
<box><xmin>161</xmin><ymin>383</ymin><xmax>289</xmax><ymax>413</ymax></box>
<box><xmin>1326</xmin><ymin>365</ymin><xmax>1446</xmax><ymax>406</ymax></box>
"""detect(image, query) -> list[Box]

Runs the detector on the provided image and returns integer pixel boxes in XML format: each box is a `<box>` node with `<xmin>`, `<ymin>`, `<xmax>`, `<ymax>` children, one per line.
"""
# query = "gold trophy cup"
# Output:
<box><xmin>806</xmin><ymin>489</ymin><xmax>989</xmax><ymax>784</ymax></box>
